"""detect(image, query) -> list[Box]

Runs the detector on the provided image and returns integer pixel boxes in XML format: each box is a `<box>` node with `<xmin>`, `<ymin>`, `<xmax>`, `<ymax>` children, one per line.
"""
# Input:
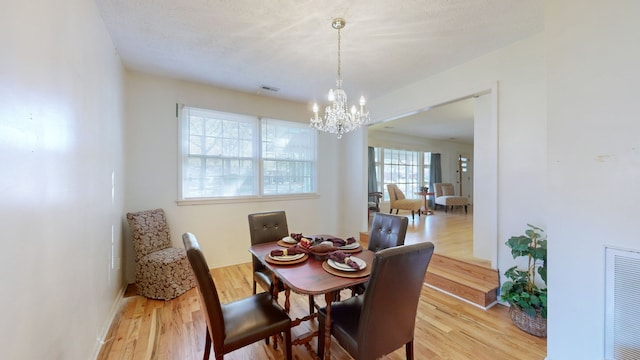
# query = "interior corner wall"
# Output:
<box><xmin>123</xmin><ymin>71</ymin><xmax>341</xmax><ymax>280</ymax></box>
<box><xmin>0</xmin><ymin>0</ymin><xmax>125</xmax><ymax>359</ymax></box>
<box><xmin>545</xmin><ymin>1</ymin><xmax>640</xmax><ymax>358</ymax></box>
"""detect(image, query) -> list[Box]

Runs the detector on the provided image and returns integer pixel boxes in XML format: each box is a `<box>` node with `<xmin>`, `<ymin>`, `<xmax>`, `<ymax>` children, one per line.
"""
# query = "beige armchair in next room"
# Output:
<box><xmin>386</xmin><ymin>184</ymin><xmax>422</xmax><ymax>221</ymax></box>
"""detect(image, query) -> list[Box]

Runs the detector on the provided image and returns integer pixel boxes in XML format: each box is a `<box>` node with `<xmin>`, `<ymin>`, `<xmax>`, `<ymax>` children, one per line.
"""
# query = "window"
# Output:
<box><xmin>383</xmin><ymin>149</ymin><xmax>420</xmax><ymax>200</ymax></box>
<box><xmin>372</xmin><ymin>147</ymin><xmax>430</xmax><ymax>201</ymax></box>
<box><xmin>261</xmin><ymin>118</ymin><xmax>316</xmax><ymax>195</ymax></box>
<box><xmin>423</xmin><ymin>152</ymin><xmax>431</xmax><ymax>187</ymax></box>
<box><xmin>179</xmin><ymin>106</ymin><xmax>316</xmax><ymax>200</ymax></box>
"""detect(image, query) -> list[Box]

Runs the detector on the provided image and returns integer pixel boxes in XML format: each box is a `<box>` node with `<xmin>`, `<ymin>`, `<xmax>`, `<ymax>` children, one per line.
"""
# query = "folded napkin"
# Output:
<box><xmin>270</xmin><ymin>245</ymin><xmax>307</xmax><ymax>257</ymax></box>
<box><xmin>317</xmin><ymin>236</ymin><xmax>356</xmax><ymax>247</ymax></box>
<box><xmin>327</xmin><ymin>251</ymin><xmax>361</xmax><ymax>270</ymax></box>
<box><xmin>290</xmin><ymin>233</ymin><xmax>305</xmax><ymax>241</ymax></box>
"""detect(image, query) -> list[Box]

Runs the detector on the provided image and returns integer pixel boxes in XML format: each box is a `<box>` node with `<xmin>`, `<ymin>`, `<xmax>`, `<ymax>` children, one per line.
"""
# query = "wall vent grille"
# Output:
<box><xmin>605</xmin><ymin>247</ymin><xmax>640</xmax><ymax>359</ymax></box>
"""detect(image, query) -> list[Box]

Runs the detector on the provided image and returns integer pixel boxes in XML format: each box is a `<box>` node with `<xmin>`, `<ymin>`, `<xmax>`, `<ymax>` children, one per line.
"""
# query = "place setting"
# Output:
<box><xmin>265</xmin><ymin>246</ymin><xmax>309</xmax><ymax>265</ymax></box>
<box><xmin>322</xmin><ymin>250</ymin><xmax>371</xmax><ymax>278</ymax></box>
<box><xmin>278</xmin><ymin>233</ymin><xmax>363</xmax><ymax>253</ymax></box>
<box><xmin>277</xmin><ymin>232</ymin><xmax>310</xmax><ymax>247</ymax></box>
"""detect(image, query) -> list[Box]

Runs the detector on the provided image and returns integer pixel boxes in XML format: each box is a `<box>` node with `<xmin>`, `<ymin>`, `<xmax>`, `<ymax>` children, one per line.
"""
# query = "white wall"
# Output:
<box><xmin>371</xmin><ymin>33</ymin><xmax>546</xmax><ymax>272</ymax></box>
<box><xmin>546</xmin><ymin>1</ymin><xmax>640</xmax><ymax>358</ymax></box>
<box><xmin>124</xmin><ymin>71</ymin><xmax>346</xmax><ymax>280</ymax></box>
<box><xmin>0</xmin><ymin>0</ymin><xmax>125</xmax><ymax>358</ymax></box>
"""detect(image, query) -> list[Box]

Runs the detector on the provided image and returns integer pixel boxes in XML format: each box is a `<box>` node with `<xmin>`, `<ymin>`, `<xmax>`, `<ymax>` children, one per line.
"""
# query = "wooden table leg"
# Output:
<box><xmin>323</xmin><ymin>292</ymin><xmax>335</xmax><ymax>360</ymax></box>
<box><xmin>284</xmin><ymin>287</ymin><xmax>291</xmax><ymax>313</ymax></box>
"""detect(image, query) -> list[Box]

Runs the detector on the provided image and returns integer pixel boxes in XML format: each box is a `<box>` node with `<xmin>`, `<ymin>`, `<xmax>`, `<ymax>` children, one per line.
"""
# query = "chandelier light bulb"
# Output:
<box><xmin>359</xmin><ymin>96</ymin><xmax>366</xmax><ymax>106</ymax></box>
<box><xmin>328</xmin><ymin>89</ymin><xmax>335</xmax><ymax>102</ymax></box>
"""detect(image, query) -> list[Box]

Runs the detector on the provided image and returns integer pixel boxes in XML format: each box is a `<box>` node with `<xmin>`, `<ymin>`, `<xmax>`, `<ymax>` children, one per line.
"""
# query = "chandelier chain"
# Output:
<box><xmin>337</xmin><ymin>26</ymin><xmax>341</xmax><ymax>85</ymax></box>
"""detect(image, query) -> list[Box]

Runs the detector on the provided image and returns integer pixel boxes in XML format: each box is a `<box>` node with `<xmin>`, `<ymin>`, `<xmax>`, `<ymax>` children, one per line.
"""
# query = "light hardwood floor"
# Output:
<box><xmin>98</xmin><ymin>207</ymin><xmax>547</xmax><ymax>359</ymax></box>
<box><xmin>385</xmin><ymin>205</ymin><xmax>485</xmax><ymax>266</ymax></box>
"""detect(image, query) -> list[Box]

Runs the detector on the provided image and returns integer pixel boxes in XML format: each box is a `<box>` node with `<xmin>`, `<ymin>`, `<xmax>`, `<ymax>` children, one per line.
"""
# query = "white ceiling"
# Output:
<box><xmin>95</xmin><ymin>0</ymin><xmax>543</xmax><ymax>141</ymax></box>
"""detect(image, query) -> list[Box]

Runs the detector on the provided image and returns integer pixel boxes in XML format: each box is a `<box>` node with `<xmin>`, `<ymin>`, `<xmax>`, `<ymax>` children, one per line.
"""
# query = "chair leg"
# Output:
<box><xmin>389</xmin><ymin>209</ymin><xmax>393</xmax><ymax>214</ymax></box>
<box><xmin>283</xmin><ymin>329</ymin><xmax>292</xmax><ymax>360</ymax></box>
<box><xmin>464</xmin><ymin>205</ymin><xmax>468</xmax><ymax>214</ymax></box>
<box><xmin>204</xmin><ymin>327</ymin><xmax>211</xmax><ymax>360</ymax></box>
<box><xmin>252</xmin><ymin>280</ymin><xmax>257</xmax><ymax>294</ymax></box>
<box><xmin>396</xmin><ymin>209</ymin><xmax>399</xmax><ymax>214</ymax></box>
<box><xmin>406</xmin><ymin>340</ymin><xmax>414</xmax><ymax>360</ymax></box>
<box><xmin>411</xmin><ymin>211</ymin><xmax>415</xmax><ymax>220</ymax></box>
<box><xmin>445</xmin><ymin>206</ymin><xmax>448</xmax><ymax>213</ymax></box>
<box><xmin>317</xmin><ymin>317</ymin><xmax>325</xmax><ymax>359</ymax></box>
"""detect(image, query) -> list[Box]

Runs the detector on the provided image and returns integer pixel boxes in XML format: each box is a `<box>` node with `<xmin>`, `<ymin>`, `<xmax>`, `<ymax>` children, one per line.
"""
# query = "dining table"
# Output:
<box><xmin>249</xmin><ymin>235</ymin><xmax>374</xmax><ymax>360</ymax></box>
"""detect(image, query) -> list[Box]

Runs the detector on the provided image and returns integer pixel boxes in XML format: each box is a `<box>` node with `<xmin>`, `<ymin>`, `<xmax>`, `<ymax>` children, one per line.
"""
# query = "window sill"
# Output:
<box><xmin>176</xmin><ymin>193</ymin><xmax>320</xmax><ymax>206</ymax></box>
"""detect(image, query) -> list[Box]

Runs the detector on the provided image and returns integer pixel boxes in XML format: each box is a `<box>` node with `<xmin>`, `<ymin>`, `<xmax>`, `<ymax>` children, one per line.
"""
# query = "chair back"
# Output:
<box><xmin>387</xmin><ymin>184</ymin><xmax>407</xmax><ymax>205</ymax></box>
<box><xmin>248</xmin><ymin>211</ymin><xmax>289</xmax><ymax>245</ymax></box>
<box><xmin>441</xmin><ymin>183</ymin><xmax>456</xmax><ymax>195</ymax></box>
<box><xmin>358</xmin><ymin>242</ymin><xmax>435</xmax><ymax>359</ymax></box>
<box><xmin>126</xmin><ymin>208</ymin><xmax>172</xmax><ymax>261</ymax></box>
<box><xmin>248</xmin><ymin>211</ymin><xmax>289</xmax><ymax>271</ymax></box>
<box><xmin>368</xmin><ymin>213</ymin><xmax>408</xmax><ymax>252</ymax></box>
<box><xmin>434</xmin><ymin>183</ymin><xmax>443</xmax><ymax>197</ymax></box>
<box><xmin>182</xmin><ymin>233</ymin><xmax>226</xmax><ymax>349</ymax></box>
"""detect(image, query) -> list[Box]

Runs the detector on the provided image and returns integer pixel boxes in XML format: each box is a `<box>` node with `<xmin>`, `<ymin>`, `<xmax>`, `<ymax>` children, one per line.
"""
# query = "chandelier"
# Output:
<box><xmin>310</xmin><ymin>18</ymin><xmax>370</xmax><ymax>139</ymax></box>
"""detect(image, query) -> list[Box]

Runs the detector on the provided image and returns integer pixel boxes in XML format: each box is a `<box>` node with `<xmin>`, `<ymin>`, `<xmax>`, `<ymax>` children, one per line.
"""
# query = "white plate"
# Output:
<box><xmin>282</xmin><ymin>236</ymin><xmax>298</xmax><ymax>244</ymax></box>
<box><xmin>269</xmin><ymin>253</ymin><xmax>305</xmax><ymax>261</ymax></box>
<box><xmin>328</xmin><ymin>257</ymin><xmax>366</xmax><ymax>272</ymax></box>
<box><xmin>339</xmin><ymin>242</ymin><xmax>360</xmax><ymax>250</ymax></box>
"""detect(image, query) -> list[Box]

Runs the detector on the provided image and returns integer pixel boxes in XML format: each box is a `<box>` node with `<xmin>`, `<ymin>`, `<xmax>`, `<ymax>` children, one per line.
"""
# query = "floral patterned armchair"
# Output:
<box><xmin>126</xmin><ymin>208</ymin><xmax>195</xmax><ymax>300</ymax></box>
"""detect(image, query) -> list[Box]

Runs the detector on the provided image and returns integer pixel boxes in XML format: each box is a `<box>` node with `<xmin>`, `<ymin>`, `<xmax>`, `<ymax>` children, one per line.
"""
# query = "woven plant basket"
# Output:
<box><xmin>509</xmin><ymin>306</ymin><xmax>547</xmax><ymax>337</ymax></box>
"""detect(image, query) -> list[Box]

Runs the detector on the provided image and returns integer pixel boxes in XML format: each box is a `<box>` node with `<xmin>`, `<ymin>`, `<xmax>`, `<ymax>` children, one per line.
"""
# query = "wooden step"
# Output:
<box><xmin>425</xmin><ymin>253</ymin><xmax>499</xmax><ymax>309</ymax></box>
<box><xmin>360</xmin><ymin>232</ymin><xmax>498</xmax><ymax>308</ymax></box>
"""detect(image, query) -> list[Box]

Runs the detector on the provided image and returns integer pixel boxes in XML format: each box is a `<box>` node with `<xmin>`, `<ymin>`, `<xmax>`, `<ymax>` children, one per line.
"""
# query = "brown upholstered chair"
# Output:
<box><xmin>434</xmin><ymin>182</ymin><xmax>469</xmax><ymax>213</ymax></box>
<box><xmin>247</xmin><ymin>211</ymin><xmax>315</xmax><ymax>315</ymax></box>
<box><xmin>317</xmin><ymin>241</ymin><xmax>435</xmax><ymax>360</ymax></box>
<box><xmin>126</xmin><ymin>208</ymin><xmax>195</xmax><ymax>300</ymax></box>
<box><xmin>182</xmin><ymin>232</ymin><xmax>292</xmax><ymax>360</ymax></box>
<box><xmin>353</xmin><ymin>212</ymin><xmax>408</xmax><ymax>295</ymax></box>
<box><xmin>387</xmin><ymin>184</ymin><xmax>422</xmax><ymax>220</ymax></box>
<box><xmin>368</xmin><ymin>191</ymin><xmax>382</xmax><ymax>220</ymax></box>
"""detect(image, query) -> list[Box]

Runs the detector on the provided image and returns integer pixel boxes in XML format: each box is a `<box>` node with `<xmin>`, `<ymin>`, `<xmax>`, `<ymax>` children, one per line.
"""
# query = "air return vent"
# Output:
<box><xmin>605</xmin><ymin>246</ymin><xmax>640</xmax><ymax>359</ymax></box>
<box><xmin>259</xmin><ymin>85</ymin><xmax>279</xmax><ymax>92</ymax></box>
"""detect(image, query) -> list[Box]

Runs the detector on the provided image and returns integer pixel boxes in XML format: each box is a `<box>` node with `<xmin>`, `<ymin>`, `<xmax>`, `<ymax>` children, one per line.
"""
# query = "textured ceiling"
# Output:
<box><xmin>95</xmin><ymin>0</ymin><xmax>543</xmax><ymax>141</ymax></box>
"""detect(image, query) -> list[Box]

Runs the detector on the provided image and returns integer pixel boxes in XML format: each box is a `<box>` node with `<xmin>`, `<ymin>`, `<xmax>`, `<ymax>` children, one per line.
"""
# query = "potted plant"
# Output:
<box><xmin>500</xmin><ymin>224</ymin><xmax>547</xmax><ymax>337</ymax></box>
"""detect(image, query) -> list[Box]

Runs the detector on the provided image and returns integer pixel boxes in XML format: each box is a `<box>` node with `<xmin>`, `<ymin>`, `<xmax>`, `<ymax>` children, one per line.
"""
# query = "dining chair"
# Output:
<box><xmin>368</xmin><ymin>212</ymin><xmax>408</xmax><ymax>252</ymax></box>
<box><xmin>317</xmin><ymin>241</ymin><xmax>435</xmax><ymax>360</ymax></box>
<box><xmin>248</xmin><ymin>211</ymin><xmax>316</xmax><ymax>315</ymax></box>
<box><xmin>182</xmin><ymin>232</ymin><xmax>292</xmax><ymax>360</ymax></box>
<box><xmin>352</xmin><ymin>212</ymin><xmax>408</xmax><ymax>295</ymax></box>
<box><xmin>126</xmin><ymin>208</ymin><xmax>195</xmax><ymax>300</ymax></box>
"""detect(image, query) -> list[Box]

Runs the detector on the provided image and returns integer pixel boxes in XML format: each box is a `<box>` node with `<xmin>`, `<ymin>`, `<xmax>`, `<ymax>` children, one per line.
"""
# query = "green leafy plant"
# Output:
<box><xmin>500</xmin><ymin>224</ymin><xmax>547</xmax><ymax>319</ymax></box>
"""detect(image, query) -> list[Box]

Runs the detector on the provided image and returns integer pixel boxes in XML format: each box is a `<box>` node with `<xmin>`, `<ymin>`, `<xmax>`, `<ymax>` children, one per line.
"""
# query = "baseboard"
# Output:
<box><xmin>90</xmin><ymin>284</ymin><xmax>127</xmax><ymax>360</ymax></box>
